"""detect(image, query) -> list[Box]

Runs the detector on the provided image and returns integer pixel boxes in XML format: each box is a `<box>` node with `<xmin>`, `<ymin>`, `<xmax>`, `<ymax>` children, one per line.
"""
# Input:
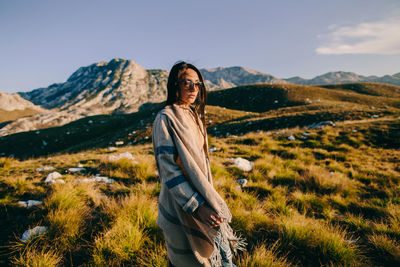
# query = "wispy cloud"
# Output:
<box><xmin>316</xmin><ymin>16</ymin><xmax>400</xmax><ymax>55</ymax></box>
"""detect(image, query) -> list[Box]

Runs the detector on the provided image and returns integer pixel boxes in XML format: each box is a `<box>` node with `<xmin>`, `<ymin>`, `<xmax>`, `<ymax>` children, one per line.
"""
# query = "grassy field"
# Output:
<box><xmin>0</xmin><ymin>116</ymin><xmax>399</xmax><ymax>266</ymax></box>
<box><xmin>0</xmin><ymin>82</ymin><xmax>400</xmax><ymax>266</ymax></box>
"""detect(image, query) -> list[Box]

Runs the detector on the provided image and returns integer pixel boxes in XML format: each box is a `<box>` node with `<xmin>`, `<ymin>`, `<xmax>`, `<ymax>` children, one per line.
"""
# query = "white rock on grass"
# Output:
<box><xmin>115</xmin><ymin>141</ymin><xmax>124</xmax><ymax>146</ymax></box>
<box><xmin>91</xmin><ymin>176</ymin><xmax>115</xmax><ymax>183</ymax></box>
<box><xmin>306</xmin><ymin>121</ymin><xmax>335</xmax><ymax>129</ymax></box>
<box><xmin>18</xmin><ymin>200</ymin><xmax>43</xmax><ymax>208</ymax></box>
<box><xmin>107</xmin><ymin>152</ymin><xmax>136</xmax><ymax>162</ymax></box>
<box><xmin>48</xmin><ymin>179</ymin><xmax>65</xmax><ymax>184</ymax></box>
<box><xmin>232</xmin><ymin>157</ymin><xmax>254</xmax><ymax>172</ymax></box>
<box><xmin>76</xmin><ymin>176</ymin><xmax>115</xmax><ymax>184</ymax></box>
<box><xmin>287</xmin><ymin>135</ymin><xmax>296</xmax><ymax>141</ymax></box>
<box><xmin>68</xmin><ymin>167</ymin><xmax>86</xmax><ymax>173</ymax></box>
<box><xmin>235</xmin><ymin>178</ymin><xmax>248</xmax><ymax>187</ymax></box>
<box><xmin>107</xmin><ymin>147</ymin><xmax>117</xmax><ymax>152</ymax></box>
<box><xmin>45</xmin><ymin>172</ymin><xmax>62</xmax><ymax>183</ymax></box>
<box><xmin>209</xmin><ymin>147</ymin><xmax>217</xmax><ymax>152</ymax></box>
<box><xmin>36</xmin><ymin>166</ymin><xmax>55</xmax><ymax>172</ymax></box>
<box><xmin>21</xmin><ymin>226</ymin><xmax>48</xmax><ymax>242</ymax></box>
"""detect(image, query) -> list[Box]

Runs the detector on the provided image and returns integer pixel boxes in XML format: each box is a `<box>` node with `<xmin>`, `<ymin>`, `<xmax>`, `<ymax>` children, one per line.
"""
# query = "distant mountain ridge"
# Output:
<box><xmin>284</xmin><ymin>71</ymin><xmax>400</xmax><ymax>86</ymax></box>
<box><xmin>0</xmin><ymin>58</ymin><xmax>398</xmax><ymax>136</ymax></box>
<box><xmin>201</xmin><ymin>66</ymin><xmax>287</xmax><ymax>89</ymax></box>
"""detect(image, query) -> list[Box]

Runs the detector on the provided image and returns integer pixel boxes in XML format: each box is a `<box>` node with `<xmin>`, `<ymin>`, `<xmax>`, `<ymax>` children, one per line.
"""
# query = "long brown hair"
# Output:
<box><xmin>166</xmin><ymin>61</ymin><xmax>208</xmax><ymax>127</ymax></box>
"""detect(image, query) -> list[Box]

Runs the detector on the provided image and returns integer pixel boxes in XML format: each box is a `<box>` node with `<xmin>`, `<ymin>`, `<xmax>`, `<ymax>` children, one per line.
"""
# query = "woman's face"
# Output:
<box><xmin>178</xmin><ymin>69</ymin><xmax>200</xmax><ymax>104</ymax></box>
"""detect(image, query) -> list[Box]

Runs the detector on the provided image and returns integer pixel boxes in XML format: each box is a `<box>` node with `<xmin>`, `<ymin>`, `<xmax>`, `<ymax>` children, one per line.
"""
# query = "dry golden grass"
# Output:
<box><xmin>1</xmin><ymin>116</ymin><xmax>400</xmax><ymax>266</ymax></box>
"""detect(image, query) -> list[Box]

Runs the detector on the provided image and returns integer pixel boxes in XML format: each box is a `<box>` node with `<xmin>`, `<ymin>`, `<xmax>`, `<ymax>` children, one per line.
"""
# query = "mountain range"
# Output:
<box><xmin>0</xmin><ymin>58</ymin><xmax>399</xmax><ymax>136</ymax></box>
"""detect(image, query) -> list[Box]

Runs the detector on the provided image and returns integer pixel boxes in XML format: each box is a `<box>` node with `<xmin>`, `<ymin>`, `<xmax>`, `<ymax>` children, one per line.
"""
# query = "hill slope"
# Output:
<box><xmin>207</xmin><ymin>83</ymin><xmax>400</xmax><ymax>113</ymax></box>
<box><xmin>1</xmin><ymin>82</ymin><xmax>399</xmax><ymax>159</ymax></box>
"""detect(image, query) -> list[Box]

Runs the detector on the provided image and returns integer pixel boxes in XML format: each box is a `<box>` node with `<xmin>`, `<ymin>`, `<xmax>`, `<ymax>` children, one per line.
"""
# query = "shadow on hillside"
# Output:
<box><xmin>208</xmin><ymin>109</ymin><xmax>384</xmax><ymax>137</ymax></box>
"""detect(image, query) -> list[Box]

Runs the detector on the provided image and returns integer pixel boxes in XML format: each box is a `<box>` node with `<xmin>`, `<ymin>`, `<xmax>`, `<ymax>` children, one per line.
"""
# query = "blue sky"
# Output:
<box><xmin>1</xmin><ymin>0</ymin><xmax>399</xmax><ymax>93</ymax></box>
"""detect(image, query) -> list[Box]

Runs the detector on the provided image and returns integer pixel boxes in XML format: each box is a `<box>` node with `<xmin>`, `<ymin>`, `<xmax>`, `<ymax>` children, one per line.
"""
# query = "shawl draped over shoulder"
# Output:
<box><xmin>152</xmin><ymin>104</ymin><xmax>244</xmax><ymax>267</ymax></box>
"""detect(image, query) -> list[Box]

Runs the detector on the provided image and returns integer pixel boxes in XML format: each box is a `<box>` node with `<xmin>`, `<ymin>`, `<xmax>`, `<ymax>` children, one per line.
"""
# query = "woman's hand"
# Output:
<box><xmin>194</xmin><ymin>205</ymin><xmax>223</xmax><ymax>227</ymax></box>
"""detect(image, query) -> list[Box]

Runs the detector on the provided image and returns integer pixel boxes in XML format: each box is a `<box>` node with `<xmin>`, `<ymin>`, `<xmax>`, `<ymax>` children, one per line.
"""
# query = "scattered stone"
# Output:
<box><xmin>352</xmin><ymin>130</ymin><xmax>358</xmax><ymax>133</ymax></box>
<box><xmin>88</xmin><ymin>120</ymin><xmax>93</xmax><ymax>124</ymax></box>
<box><xmin>115</xmin><ymin>141</ymin><xmax>124</xmax><ymax>146</ymax></box>
<box><xmin>306</xmin><ymin>121</ymin><xmax>335</xmax><ymax>129</ymax></box>
<box><xmin>232</xmin><ymin>157</ymin><xmax>254</xmax><ymax>172</ymax></box>
<box><xmin>274</xmin><ymin>100</ymin><xmax>279</xmax><ymax>104</ymax></box>
<box><xmin>287</xmin><ymin>135</ymin><xmax>296</xmax><ymax>141</ymax></box>
<box><xmin>107</xmin><ymin>147</ymin><xmax>117</xmax><ymax>152</ymax></box>
<box><xmin>371</xmin><ymin>115</ymin><xmax>379</xmax><ymax>118</ymax></box>
<box><xmin>305</xmin><ymin>98</ymin><xmax>312</xmax><ymax>104</ymax></box>
<box><xmin>18</xmin><ymin>200</ymin><xmax>43</xmax><ymax>208</ymax></box>
<box><xmin>302</xmin><ymin>132</ymin><xmax>311</xmax><ymax>136</ymax></box>
<box><xmin>42</xmin><ymin>140</ymin><xmax>47</xmax><ymax>146</ymax></box>
<box><xmin>21</xmin><ymin>226</ymin><xmax>48</xmax><ymax>242</ymax></box>
<box><xmin>209</xmin><ymin>147</ymin><xmax>217</xmax><ymax>152</ymax></box>
<box><xmin>76</xmin><ymin>176</ymin><xmax>115</xmax><ymax>184</ymax></box>
<box><xmin>45</xmin><ymin>172</ymin><xmax>62</xmax><ymax>183</ymax></box>
<box><xmin>235</xmin><ymin>178</ymin><xmax>248</xmax><ymax>187</ymax></box>
<box><xmin>47</xmin><ymin>179</ymin><xmax>65</xmax><ymax>184</ymax></box>
<box><xmin>45</xmin><ymin>172</ymin><xmax>64</xmax><ymax>184</ymax></box>
<box><xmin>107</xmin><ymin>152</ymin><xmax>136</xmax><ymax>162</ymax></box>
<box><xmin>77</xmin><ymin>164</ymin><xmax>84</xmax><ymax>168</ymax></box>
<box><xmin>36</xmin><ymin>166</ymin><xmax>55</xmax><ymax>172</ymax></box>
<box><xmin>68</xmin><ymin>167</ymin><xmax>85</xmax><ymax>173</ymax></box>
<box><xmin>35</xmin><ymin>131</ymin><xmax>40</xmax><ymax>134</ymax></box>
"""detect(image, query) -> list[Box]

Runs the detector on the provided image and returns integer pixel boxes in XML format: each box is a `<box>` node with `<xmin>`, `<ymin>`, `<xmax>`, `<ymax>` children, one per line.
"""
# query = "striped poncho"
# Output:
<box><xmin>152</xmin><ymin>103</ymin><xmax>244</xmax><ymax>266</ymax></box>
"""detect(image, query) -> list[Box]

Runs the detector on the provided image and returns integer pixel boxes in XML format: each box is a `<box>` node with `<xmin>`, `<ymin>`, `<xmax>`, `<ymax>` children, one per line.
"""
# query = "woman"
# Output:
<box><xmin>152</xmin><ymin>62</ymin><xmax>244</xmax><ymax>267</ymax></box>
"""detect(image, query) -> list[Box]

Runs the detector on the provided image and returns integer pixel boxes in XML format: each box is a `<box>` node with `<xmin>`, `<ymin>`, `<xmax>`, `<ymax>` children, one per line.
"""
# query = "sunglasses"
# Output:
<box><xmin>180</xmin><ymin>79</ymin><xmax>203</xmax><ymax>90</ymax></box>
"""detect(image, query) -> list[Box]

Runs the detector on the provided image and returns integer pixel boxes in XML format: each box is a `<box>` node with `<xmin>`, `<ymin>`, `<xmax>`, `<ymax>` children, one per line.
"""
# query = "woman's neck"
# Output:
<box><xmin>176</xmin><ymin>99</ymin><xmax>193</xmax><ymax>109</ymax></box>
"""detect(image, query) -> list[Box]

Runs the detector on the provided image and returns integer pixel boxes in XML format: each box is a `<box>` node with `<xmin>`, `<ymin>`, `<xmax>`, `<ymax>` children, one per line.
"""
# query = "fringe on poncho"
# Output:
<box><xmin>152</xmin><ymin>103</ymin><xmax>245</xmax><ymax>267</ymax></box>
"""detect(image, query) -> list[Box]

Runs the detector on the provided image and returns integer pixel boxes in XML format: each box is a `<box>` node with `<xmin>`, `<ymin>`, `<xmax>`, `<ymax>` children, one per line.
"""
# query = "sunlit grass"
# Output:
<box><xmin>11</xmin><ymin>245</ymin><xmax>62</xmax><ymax>267</ymax></box>
<box><xmin>2</xmin><ymin>116</ymin><xmax>400</xmax><ymax>266</ymax></box>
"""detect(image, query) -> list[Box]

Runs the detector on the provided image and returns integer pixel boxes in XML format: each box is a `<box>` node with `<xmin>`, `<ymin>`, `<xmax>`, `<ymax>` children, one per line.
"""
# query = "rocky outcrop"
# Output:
<box><xmin>19</xmin><ymin>59</ymin><xmax>167</xmax><ymax>113</ymax></box>
<box><xmin>201</xmin><ymin>66</ymin><xmax>287</xmax><ymax>90</ymax></box>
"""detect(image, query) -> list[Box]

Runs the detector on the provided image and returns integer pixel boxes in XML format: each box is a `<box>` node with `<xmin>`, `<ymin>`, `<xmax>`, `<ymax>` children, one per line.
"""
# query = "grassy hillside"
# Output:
<box><xmin>0</xmin><ymin>117</ymin><xmax>399</xmax><ymax>266</ymax></box>
<box><xmin>1</xmin><ymin>83</ymin><xmax>400</xmax><ymax>160</ymax></box>
<box><xmin>0</xmin><ymin>82</ymin><xmax>400</xmax><ymax>265</ymax></box>
<box><xmin>317</xmin><ymin>82</ymin><xmax>400</xmax><ymax>98</ymax></box>
<box><xmin>207</xmin><ymin>83</ymin><xmax>400</xmax><ymax>112</ymax></box>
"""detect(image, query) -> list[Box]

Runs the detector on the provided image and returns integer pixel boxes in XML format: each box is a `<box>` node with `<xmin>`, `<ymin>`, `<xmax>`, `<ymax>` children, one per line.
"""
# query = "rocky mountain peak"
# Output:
<box><xmin>19</xmin><ymin>58</ymin><xmax>166</xmax><ymax>114</ymax></box>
